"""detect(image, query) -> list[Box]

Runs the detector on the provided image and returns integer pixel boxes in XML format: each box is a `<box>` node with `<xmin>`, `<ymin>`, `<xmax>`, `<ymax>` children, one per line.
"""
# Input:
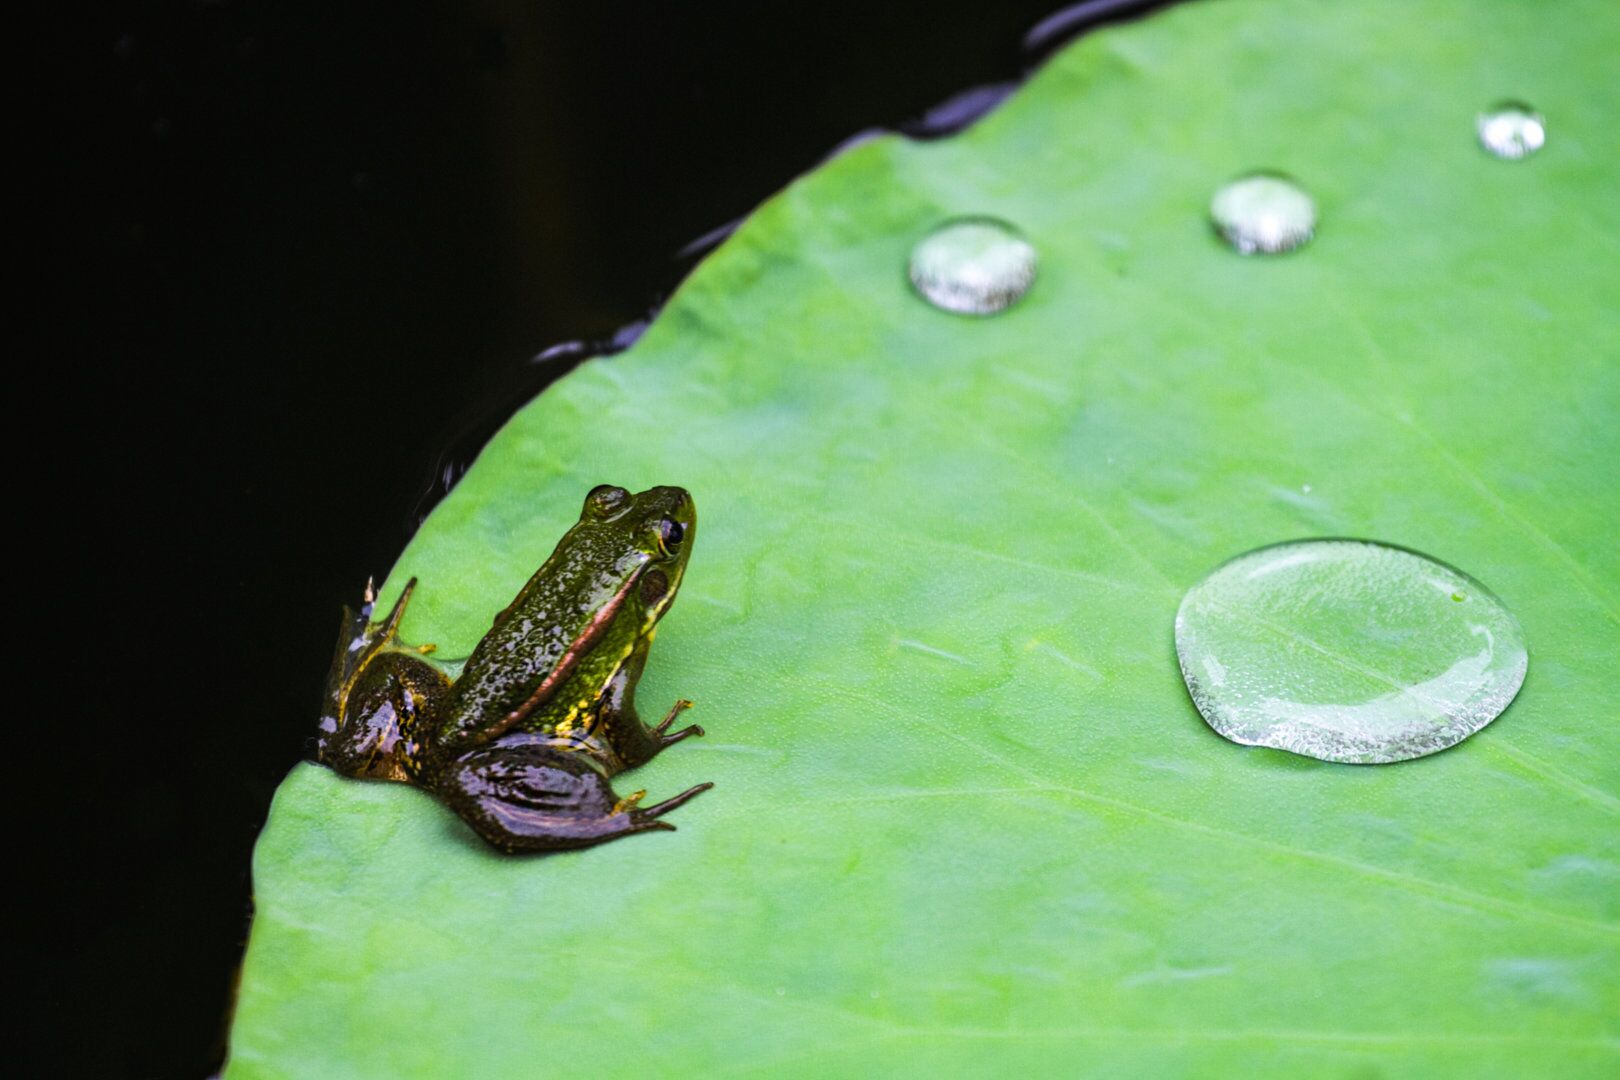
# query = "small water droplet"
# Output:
<box><xmin>1175</xmin><ymin>539</ymin><xmax>1527</xmax><ymax>764</ymax></box>
<box><xmin>908</xmin><ymin>216</ymin><xmax>1037</xmax><ymax>315</ymax></box>
<box><xmin>1209</xmin><ymin>172</ymin><xmax>1316</xmax><ymax>255</ymax></box>
<box><xmin>1477</xmin><ymin>102</ymin><xmax>1545</xmax><ymax>160</ymax></box>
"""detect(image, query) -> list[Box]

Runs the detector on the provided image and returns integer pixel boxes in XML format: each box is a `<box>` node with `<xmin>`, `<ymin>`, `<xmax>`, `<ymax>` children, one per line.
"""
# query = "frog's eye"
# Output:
<box><xmin>657</xmin><ymin>518</ymin><xmax>686</xmax><ymax>555</ymax></box>
<box><xmin>583</xmin><ymin>484</ymin><xmax>631</xmax><ymax>520</ymax></box>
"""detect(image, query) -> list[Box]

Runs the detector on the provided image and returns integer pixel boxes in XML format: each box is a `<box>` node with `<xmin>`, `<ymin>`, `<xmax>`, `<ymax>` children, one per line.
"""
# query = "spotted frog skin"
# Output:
<box><xmin>316</xmin><ymin>484</ymin><xmax>710</xmax><ymax>853</ymax></box>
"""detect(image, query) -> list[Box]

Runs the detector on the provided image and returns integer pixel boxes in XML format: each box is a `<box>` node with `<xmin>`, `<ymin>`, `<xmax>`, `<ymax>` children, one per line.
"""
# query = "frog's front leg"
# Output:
<box><xmin>432</xmin><ymin>738</ymin><xmax>712</xmax><ymax>853</ymax></box>
<box><xmin>597</xmin><ymin>636</ymin><xmax>705</xmax><ymax>772</ymax></box>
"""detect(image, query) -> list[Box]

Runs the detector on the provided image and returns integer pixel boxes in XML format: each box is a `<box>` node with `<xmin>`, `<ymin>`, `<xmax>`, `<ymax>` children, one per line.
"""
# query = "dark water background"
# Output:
<box><xmin>45</xmin><ymin>2</ymin><xmax>1160</xmax><ymax>1074</ymax></box>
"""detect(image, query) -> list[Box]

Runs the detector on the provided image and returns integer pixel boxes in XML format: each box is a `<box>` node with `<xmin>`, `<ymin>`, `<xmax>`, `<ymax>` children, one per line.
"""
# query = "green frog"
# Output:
<box><xmin>315</xmin><ymin>484</ymin><xmax>711</xmax><ymax>853</ymax></box>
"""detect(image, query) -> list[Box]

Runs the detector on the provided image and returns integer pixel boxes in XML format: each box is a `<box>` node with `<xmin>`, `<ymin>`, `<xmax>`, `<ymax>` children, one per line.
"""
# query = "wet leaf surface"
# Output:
<box><xmin>228</xmin><ymin>0</ymin><xmax>1619</xmax><ymax>1074</ymax></box>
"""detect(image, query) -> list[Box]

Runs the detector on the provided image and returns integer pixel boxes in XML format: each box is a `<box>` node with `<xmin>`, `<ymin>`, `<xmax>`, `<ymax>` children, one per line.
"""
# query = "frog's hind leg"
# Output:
<box><xmin>321</xmin><ymin>578</ymin><xmax>420</xmax><ymax>708</ymax></box>
<box><xmin>317</xmin><ymin>578</ymin><xmax>446</xmax><ymax>782</ymax></box>
<box><xmin>434</xmin><ymin>740</ymin><xmax>713</xmax><ymax>853</ymax></box>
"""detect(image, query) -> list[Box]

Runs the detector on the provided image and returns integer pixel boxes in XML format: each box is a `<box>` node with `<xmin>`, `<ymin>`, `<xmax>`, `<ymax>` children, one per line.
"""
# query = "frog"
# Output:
<box><xmin>315</xmin><ymin>484</ymin><xmax>711</xmax><ymax>853</ymax></box>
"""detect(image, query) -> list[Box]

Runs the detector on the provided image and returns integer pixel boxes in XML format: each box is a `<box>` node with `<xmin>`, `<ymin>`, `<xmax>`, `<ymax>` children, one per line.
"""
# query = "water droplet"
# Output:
<box><xmin>1175</xmin><ymin>539</ymin><xmax>1527</xmax><ymax>764</ymax></box>
<box><xmin>1477</xmin><ymin>102</ymin><xmax>1545</xmax><ymax>160</ymax></box>
<box><xmin>908</xmin><ymin>216</ymin><xmax>1037</xmax><ymax>315</ymax></box>
<box><xmin>1209</xmin><ymin>172</ymin><xmax>1316</xmax><ymax>255</ymax></box>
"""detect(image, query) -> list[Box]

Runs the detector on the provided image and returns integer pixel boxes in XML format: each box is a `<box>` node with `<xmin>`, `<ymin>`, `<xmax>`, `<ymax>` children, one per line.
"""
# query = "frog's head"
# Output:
<box><xmin>580</xmin><ymin>484</ymin><xmax>696</xmax><ymax>635</ymax></box>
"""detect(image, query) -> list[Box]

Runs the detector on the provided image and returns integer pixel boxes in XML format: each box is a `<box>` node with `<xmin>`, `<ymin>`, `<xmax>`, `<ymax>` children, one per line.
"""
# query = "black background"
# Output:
<box><xmin>45</xmin><ymin>2</ymin><xmax>1152</xmax><ymax>1075</ymax></box>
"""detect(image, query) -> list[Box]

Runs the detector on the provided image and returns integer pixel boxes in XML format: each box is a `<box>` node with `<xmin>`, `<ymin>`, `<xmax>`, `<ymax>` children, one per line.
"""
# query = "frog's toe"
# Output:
<box><xmin>638</xmin><ymin>781</ymin><xmax>714</xmax><ymax>820</ymax></box>
<box><xmin>657</xmin><ymin>723</ymin><xmax>706</xmax><ymax>750</ymax></box>
<box><xmin>652</xmin><ymin>698</ymin><xmax>695</xmax><ymax>736</ymax></box>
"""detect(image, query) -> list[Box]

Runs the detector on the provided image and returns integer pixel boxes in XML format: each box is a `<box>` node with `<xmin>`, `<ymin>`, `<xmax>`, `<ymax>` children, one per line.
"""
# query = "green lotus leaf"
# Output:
<box><xmin>227</xmin><ymin>0</ymin><xmax>1620</xmax><ymax>1074</ymax></box>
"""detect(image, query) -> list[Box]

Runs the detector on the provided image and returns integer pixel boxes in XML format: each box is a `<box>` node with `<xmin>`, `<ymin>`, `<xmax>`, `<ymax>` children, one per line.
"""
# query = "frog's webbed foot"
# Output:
<box><xmin>324</xmin><ymin>578</ymin><xmax>420</xmax><ymax>702</ymax></box>
<box><xmin>434</xmin><ymin>741</ymin><xmax>713</xmax><ymax>854</ymax></box>
<box><xmin>320</xmin><ymin>578</ymin><xmax>417</xmax><ymax>742</ymax></box>
<box><xmin>652</xmin><ymin>698</ymin><xmax>705</xmax><ymax>749</ymax></box>
<box><xmin>319</xmin><ymin>578</ymin><xmax>447</xmax><ymax>782</ymax></box>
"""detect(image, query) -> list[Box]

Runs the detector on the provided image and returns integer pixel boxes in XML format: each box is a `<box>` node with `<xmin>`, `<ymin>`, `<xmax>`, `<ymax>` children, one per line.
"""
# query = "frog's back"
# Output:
<box><xmin>516</xmin><ymin>607</ymin><xmax>643</xmax><ymax>740</ymax></box>
<box><xmin>438</xmin><ymin>522</ymin><xmax>645</xmax><ymax>745</ymax></box>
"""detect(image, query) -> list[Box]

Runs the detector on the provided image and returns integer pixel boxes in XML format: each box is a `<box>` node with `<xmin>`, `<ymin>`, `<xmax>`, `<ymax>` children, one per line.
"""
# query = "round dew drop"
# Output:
<box><xmin>1477</xmin><ymin>102</ymin><xmax>1546</xmax><ymax>160</ymax></box>
<box><xmin>908</xmin><ymin>217</ymin><xmax>1037</xmax><ymax>315</ymax></box>
<box><xmin>1209</xmin><ymin>172</ymin><xmax>1317</xmax><ymax>255</ymax></box>
<box><xmin>1174</xmin><ymin>539</ymin><xmax>1528</xmax><ymax>764</ymax></box>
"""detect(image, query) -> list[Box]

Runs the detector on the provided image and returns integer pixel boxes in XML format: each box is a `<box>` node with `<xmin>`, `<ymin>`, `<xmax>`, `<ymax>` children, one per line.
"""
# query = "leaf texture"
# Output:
<box><xmin>227</xmin><ymin>0</ymin><xmax>1620</xmax><ymax>1074</ymax></box>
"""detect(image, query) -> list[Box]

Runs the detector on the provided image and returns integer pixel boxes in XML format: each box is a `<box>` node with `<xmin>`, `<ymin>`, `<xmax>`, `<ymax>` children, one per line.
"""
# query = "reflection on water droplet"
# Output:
<box><xmin>1477</xmin><ymin>103</ymin><xmax>1545</xmax><ymax>160</ymax></box>
<box><xmin>908</xmin><ymin>216</ymin><xmax>1037</xmax><ymax>315</ymax></box>
<box><xmin>1209</xmin><ymin>172</ymin><xmax>1316</xmax><ymax>255</ymax></box>
<box><xmin>1175</xmin><ymin>539</ymin><xmax>1527</xmax><ymax>764</ymax></box>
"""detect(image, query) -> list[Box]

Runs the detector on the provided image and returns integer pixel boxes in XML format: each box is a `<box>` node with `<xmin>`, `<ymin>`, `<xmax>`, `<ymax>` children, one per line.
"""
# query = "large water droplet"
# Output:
<box><xmin>1209</xmin><ymin>172</ymin><xmax>1316</xmax><ymax>255</ymax></box>
<box><xmin>1175</xmin><ymin>539</ymin><xmax>1527</xmax><ymax>764</ymax></box>
<box><xmin>1477</xmin><ymin>102</ymin><xmax>1546</xmax><ymax>160</ymax></box>
<box><xmin>908</xmin><ymin>217</ymin><xmax>1037</xmax><ymax>315</ymax></box>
